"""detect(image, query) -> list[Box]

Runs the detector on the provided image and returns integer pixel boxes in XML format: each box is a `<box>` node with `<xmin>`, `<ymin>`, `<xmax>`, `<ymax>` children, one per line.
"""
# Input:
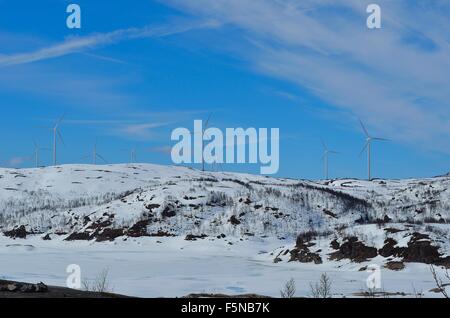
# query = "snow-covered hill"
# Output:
<box><xmin>1</xmin><ymin>164</ymin><xmax>449</xmax><ymax>297</ymax></box>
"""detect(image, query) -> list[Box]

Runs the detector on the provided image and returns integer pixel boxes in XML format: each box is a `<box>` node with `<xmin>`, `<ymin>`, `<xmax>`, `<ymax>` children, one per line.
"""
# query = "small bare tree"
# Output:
<box><xmin>430</xmin><ymin>265</ymin><xmax>449</xmax><ymax>298</ymax></box>
<box><xmin>310</xmin><ymin>273</ymin><xmax>332</xmax><ymax>298</ymax></box>
<box><xmin>411</xmin><ymin>284</ymin><xmax>423</xmax><ymax>298</ymax></box>
<box><xmin>280</xmin><ymin>278</ymin><xmax>296</xmax><ymax>298</ymax></box>
<box><xmin>83</xmin><ymin>268</ymin><xmax>112</xmax><ymax>293</ymax></box>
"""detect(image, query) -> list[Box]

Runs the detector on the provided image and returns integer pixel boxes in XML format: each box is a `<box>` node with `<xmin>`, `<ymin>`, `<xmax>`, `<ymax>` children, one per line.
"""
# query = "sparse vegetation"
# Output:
<box><xmin>309</xmin><ymin>273</ymin><xmax>332</xmax><ymax>298</ymax></box>
<box><xmin>82</xmin><ymin>268</ymin><xmax>113</xmax><ymax>293</ymax></box>
<box><xmin>430</xmin><ymin>265</ymin><xmax>449</xmax><ymax>298</ymax></box>
<box><xmin>280</xmin><ymin>278</ymin><xmax>296</xmax><ymax>298</ymax></box>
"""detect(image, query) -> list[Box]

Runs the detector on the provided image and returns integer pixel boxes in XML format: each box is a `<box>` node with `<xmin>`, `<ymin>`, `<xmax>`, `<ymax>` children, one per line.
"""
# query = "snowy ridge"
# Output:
<box><xmin>1</xmin><ymin>164</ymin><xmax>449</xmax><ymax>268</ymax></box>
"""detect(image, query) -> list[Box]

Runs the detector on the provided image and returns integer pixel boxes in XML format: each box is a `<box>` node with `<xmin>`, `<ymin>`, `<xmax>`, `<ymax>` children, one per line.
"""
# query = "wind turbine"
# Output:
<box><xmin>321</xmin><ymin>139</ymin><xmax>338</xmax><ymax>180</ymax></box>
<box><xmin>52</xmin><ymin>115</ymin><xmax>65</xmax><ymax>166</ymax></box>
<box><xmin>202</xmin><ymin>114</ymin><xmax>212</xmax><ymax>172</ymax></box>
<box><xmin>82</xmin><ymin>140</ymin><xmax>107</xmax><ymax>165</ymax></box>
<box><xmin>359</xmin><ymin>120</ymin><xmax>388</xmax><ymax>181</ymax></box>
<box><xmin>130</xmin><ymin>147</ymin><xmax>137</xmax><ymax>164</ymax></box>
<box><xmin>33</xmin><ymin>140</ymin><xmax>50</xmax><ymax>168</ymax></box>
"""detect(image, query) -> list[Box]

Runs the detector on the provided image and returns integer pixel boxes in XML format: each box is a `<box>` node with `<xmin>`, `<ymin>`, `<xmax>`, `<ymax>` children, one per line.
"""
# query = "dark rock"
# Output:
<box><xmin>4</xmin><ymin>225</ymin><xmax>27</xmax><ymax>239</ymax></box>
<box><xmin>185</xmin><ymin>234</ymin><xmax>207</xmax><ymax>241</ymax></box>
<box><xmin>0</xmin><ymin>281</ymin><xmax>48</xmax><ymax>294</ymax></box>
<box><xmin>42</xmin><ymin>234</ymin><xmax>52</xmax><ymax>241</ymax></box>
<box><xmin>402</xmin><ymin>233</ymin><xmax>441</xmax><ymax>264</ymax></box>
<box><xmin>229</xmin><ymin>215</ymin><xmax>241</xmax><ymax>225</ymax></box>
<box><xmin>35</xmin><ymin>282</ymin><xmax>48</xmax><ymax>292</ymax></box>
<box><xmin>296</xmin><ymin>232</ymin><xmax>316</xmax><ymax>247</ymax></box>
<box><xmin>83</xmin><ymin>216</ymin><xmax>91</xmax><ymax>225</ymax></box>
<box><xmin>87</xmin><ymin>219</ymin><xmax>112</xmax><ymax>231</ymax></box>
<box><xmin>148</xmin><ymin>230</ymin><xmax>176</xmax><ymax>237</ymax></box>
<box><xmin>384</xmin><ymin>228</ymin><xmax>404</xmax><ymax>234</ymax></box>
<box><xmin>385</xmin><ymin>261</ymin><xmax>405</xmax><ymax>271</ymax></box>
<box><xmin>96</xmin><ymin>228</ymin><xmax>124</xmax><ymax>242</ymax></box>
<box><xmin>161</xmin><ymin>205</ymin><xmax>176</xmax><ymax>218</ymax></box>
<box><xmin>127</xmin><ymin>219</ymin><xmax>150</xmax><ymax>237</ymax></box>
<box><xmin>65</xmin><ymin>231</ymin><xmax>91</xmax><ymax>241</ymax></box>
<box><xmin>329</xmin><ymin>237</ymin><xmax>377</xmax><ymax>262</ymax></box>
<box><xmin>289</xmin><ymin>248</ymin><xmax>322</xmax><ymax>264</ymax></box>
<box><xmin>378</xmin><ymin>238</ymin><xmax>405</xmax><ymax>258</ymax></box>
<box><xmin>323</xmin><ymin>209</ymin><xmax>337</xmax><ymax>218</ymax></box>
<box><xmin>438</xmin><ymin>256</ymin><xmax>450</xmax><ymax>268</ymax></box>
<box><xmin>145</xmin><ymin>203</ymin><xmax>160</xmax><ymax>211</ymax></box>
<box><xmin>290</xmin><ymin>235</ymin><xmax>322</xmax><ymax>264</ymax></box>
<box><xmin>330</xmin><ymin>239</ymin><xmax>340</xmax><ymax>250</ymax></box>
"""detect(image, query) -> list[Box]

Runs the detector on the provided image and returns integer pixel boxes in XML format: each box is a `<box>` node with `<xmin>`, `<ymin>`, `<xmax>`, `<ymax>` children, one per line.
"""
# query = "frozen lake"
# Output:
<box><xmin>0</xmin><ymin>235</ymin><xmax>443</xmax><ymax>298</ymax></box>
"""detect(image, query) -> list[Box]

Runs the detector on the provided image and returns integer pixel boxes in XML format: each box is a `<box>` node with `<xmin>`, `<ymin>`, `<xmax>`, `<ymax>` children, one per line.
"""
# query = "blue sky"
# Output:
<box><xmin>0</xmin><ymin>0</ymin><xmax>449</xmax><ymax>179</ymax></box>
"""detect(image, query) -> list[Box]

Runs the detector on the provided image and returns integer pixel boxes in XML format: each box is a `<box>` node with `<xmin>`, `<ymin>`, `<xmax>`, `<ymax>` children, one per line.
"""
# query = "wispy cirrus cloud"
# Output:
<box><xmin>116</xmin><ymin>122</ymin><xmax>173</xmax><ymax>139</ymax></box>
<box><xmin>0</xmin><ymin>19</ymin><xmax>220</xmax><ymax>67</ymax></box>
<box><xmin>61</xmin><ymin>110</ymin><xmax>203</xmax><ymax>140</ymax></box>
<box><xmin>164</xmin><ymin>0</ymin><xmax>450</xmax><ymax>153</ymax></box>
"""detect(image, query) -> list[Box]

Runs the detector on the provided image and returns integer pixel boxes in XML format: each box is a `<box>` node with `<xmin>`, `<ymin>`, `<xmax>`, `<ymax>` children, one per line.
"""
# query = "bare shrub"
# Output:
<box><xmin>411</xmin><ymin>284</ymin><xmax>423</xmax><ymax>298</ymax></box>
<box><xmin>430</xmin><ymin>265</ymin><xmax>449</xmax><ymax>298</ymax></box>
<box><xmin>310</xmin><ymin>273</ymin><xmax>332</xmax><ymax>298</ymax></box>
<box><xmin>280</xmin><ymin>278</ymin><xmax>296</xmax><ymax>298</ymax></box>
<box><xmin>83</xmin><ymin>268</ymin><xmax>113</xmax><ymax>293</ymax></box>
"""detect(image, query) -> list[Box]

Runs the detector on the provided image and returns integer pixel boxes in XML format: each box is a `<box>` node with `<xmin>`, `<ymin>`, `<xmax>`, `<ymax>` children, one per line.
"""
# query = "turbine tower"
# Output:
<box><xmin>92</xmin><ymin>141</ymin><xmax>107</xmax><ymax>165</ymax></box>
<box><xmin>321</xmin><ymin>139</ymin><xmax>338</xmax><ymax>180</ymax></box>
<box><xmin>359</xmin><ymin>120</ymin><xmax>388</xmax><ymax>181</ymax></box>
<box><xmin>130</xmin><ymin>147</ymin><xmax>137</xmax><ymax>163</ymax></box>
<box><xmin>202</xmin><ymin>114</ymin><xmax>212</xmax><ymax>172</ymax></box>
<box><xmin>33</xmin><ymin>140</ymin><xmax>50</xmax><ymax>168</ymax></box>
<box><xmin>52</xmin><ymin>115</ymin><xmax>65</xmax><ymax>166</ymax></box>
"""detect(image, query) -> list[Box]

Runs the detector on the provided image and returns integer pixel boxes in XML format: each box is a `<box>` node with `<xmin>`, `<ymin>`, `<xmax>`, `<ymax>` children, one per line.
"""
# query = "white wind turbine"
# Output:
<box><xmin>82</xmin><ymin>140</ymin><xmax>107</xmax><ymax>165</ymax></box>
<box><xmin>130</xmin><ymin>147</ymin><xmax>137</xmax><ymax>164</ymax></box>
<box><xmin>188</xmin><ymin>113</ymin><xmax>213</xmax><ymax>172</ymax></box>
<box><xmin>51</xmin><ymin>115</ymin><xmax>65</xmax><ymax>166</ymax></box>
<box><xmin>202</xmin><ymin>114</ymin><xmax>212</xmax><ymax>172</ymax></box>
<box><xmin>33</xmin><ymin>140</ymin><xmax>50</xmax><ymax>168</ymax></box>
<box><xmin>321</xmin><ymin>139</ymin><xmax>338</xmax><ymax>180</ymax></box>
<box><xmin>92</xmin><ymin>142</ymin><xmax>107</xmax><ymax>165</ymax></box>
<box><xmin>359</xmin><ymin>120</ymin><xmax>388</xmax><ymax>181</ymax></box>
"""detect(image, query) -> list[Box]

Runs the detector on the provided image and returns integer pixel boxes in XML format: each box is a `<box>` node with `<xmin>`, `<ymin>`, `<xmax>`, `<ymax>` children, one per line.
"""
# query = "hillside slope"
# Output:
<box><xmin>1</xmin><ymin>164</ymin><xmax>449</xmax><ymax>271</ymax></box>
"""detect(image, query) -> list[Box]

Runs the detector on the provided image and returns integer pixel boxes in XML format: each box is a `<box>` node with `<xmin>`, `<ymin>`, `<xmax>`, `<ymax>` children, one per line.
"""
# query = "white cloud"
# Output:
<box><xmin>7</xmin><ymin>157</ymin><xmax>28</xmax><ymax>167</ymax></box>
<box><xmin>0</xmin><ymin>19</ymin><xmax>219</xmax><ymax>67</ymax></box>
<box><xmin>164</xmin><ymin>0</ymin><xmax>450</xmax><ymax>153</ymax></box>
<box><xmin>117</xmin><ymin>122</ymin><xmax>173</xmax><ymax>139</ymax></box>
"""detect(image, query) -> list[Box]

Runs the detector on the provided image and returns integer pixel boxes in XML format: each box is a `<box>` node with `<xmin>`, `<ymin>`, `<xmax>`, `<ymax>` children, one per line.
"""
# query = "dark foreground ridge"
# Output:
<box><xmin>0</xmin><ymin>280</ymin><xmax>131</xmax><ymax>298</ymax></box>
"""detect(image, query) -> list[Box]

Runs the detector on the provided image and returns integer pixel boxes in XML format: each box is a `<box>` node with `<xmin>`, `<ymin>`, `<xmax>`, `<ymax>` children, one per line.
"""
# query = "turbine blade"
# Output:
<box><xmin>204</xmin><ymin>113</ymin><xmax>212</xmax><ymax>130</ymax></box>
<box><xmin>359</xmin><ymin>119</ymin><xmax>370</xmax><ymax>137</ymax></box>
<box><xmin>359</xmin><ymin>142</ymin><xmax>369</xmax><ymax>157</ymax></box>
<box><xmin>320</xmin><ymin>138</ymin><xmax>328</xmax><ymax>151</ymax></box>
<box><xmin>56</xmin><ymin>113</ymin><xmax>66</xmax><ymax>127</ymax></box>
<box><xmin>57</xmin><ymin>129</ymin><xmax>65</xmax><ymax>146</ymax></box>
<box><xmin>373</xmin><ymin>137</ymin><xmax>389</xmax><ymax>141</ymax></box>
<box><xmin>96</xmin><ymin>153</ymin><xmax>107</xmax><ymax>163</ymax></box>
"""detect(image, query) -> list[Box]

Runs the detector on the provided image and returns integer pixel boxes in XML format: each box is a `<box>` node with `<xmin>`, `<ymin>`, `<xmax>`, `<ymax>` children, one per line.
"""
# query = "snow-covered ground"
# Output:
<box><xmin>0</xmin><ymin>235</ymin><xmax>445</xmax><ymax>298</ymax></box>
<box><xmin>0</xmin><ymin>164</ymin><xmax>449</xmax><ymax>297</ymax></box>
